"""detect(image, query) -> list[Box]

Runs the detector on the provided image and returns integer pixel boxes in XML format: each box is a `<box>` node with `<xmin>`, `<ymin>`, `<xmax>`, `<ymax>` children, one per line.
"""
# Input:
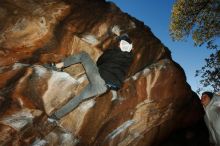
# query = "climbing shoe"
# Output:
<box><xmin>43</xmin><ymin>63</ymin><xmax>63</xmax><ymax>71</ymax></box>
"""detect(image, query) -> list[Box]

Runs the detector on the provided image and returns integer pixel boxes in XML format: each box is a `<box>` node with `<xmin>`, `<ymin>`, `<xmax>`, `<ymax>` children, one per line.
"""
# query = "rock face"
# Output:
<box><xmin>0</xmin><ymin>0</ymin><xmax>204</xmax><ymax>146</ymax></box>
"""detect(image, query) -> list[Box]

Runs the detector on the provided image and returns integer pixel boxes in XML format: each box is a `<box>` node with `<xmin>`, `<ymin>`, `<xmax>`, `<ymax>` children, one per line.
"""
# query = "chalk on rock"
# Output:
<box><xmin>81</xmin><ymin>34</ymin><xmax>99</xmax><ymax>45</ymax></box>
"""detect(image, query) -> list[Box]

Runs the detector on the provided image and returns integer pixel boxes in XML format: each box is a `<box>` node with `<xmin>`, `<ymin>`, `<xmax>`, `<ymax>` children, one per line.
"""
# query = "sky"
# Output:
<box><xmin>109</xmin><ymin>0</ymin><xmax>213</xmax><ymax>93</ymax></box>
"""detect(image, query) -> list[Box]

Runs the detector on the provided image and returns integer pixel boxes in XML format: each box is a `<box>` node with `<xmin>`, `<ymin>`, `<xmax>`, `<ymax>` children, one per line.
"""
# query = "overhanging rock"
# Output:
<box><xmin>0</xmin><ymin>0</ymin><xmax>204</xmax><ymax>145</ymax></box>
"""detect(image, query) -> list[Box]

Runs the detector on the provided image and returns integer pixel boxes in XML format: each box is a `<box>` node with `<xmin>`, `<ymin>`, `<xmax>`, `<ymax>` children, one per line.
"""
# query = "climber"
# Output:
<box><xmin>200</xmin><ymin>91</ymin><xmax>220</xmax><ymax>146</ymax></box>
<box><xmin>46</xmin><ymin>26</ymin><xmax>134</xmax><ymax>120</ymax></box>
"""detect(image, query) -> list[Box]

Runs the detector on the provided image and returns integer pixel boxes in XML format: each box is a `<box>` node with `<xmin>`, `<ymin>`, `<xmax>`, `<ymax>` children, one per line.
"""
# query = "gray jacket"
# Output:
<box><xmin>204</xmin><ymin>94</ymin><xmax>220</xmax><ymax>146</ymax></box>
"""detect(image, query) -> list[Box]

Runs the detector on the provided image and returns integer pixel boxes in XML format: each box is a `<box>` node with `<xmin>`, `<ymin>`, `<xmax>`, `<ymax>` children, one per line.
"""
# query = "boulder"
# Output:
<box><xmin>0</xmin><ymin>0</ymin><xmax>205</xmax><ymax>145</ymax></box>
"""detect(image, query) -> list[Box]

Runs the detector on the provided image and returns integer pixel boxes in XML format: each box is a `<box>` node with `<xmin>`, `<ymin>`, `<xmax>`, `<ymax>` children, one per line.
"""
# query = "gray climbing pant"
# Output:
<box><xmin>52</xmin><ymin>51</ymin><xmax>108</xmax><ymax>119</ymax></box>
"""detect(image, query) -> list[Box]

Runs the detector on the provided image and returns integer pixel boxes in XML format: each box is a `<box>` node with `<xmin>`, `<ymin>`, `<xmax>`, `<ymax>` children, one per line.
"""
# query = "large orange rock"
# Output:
<box><xmin>0</xmin><ymin>0</ymin><xmax>204</xmax><ymax>146</ymax></box>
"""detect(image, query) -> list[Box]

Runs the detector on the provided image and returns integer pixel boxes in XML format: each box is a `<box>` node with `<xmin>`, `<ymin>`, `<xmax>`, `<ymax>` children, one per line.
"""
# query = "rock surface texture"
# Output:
<box><xmin>0</xmin><ymin>0</ymin><xmax>204</xmax><ymax>146</ymax></box>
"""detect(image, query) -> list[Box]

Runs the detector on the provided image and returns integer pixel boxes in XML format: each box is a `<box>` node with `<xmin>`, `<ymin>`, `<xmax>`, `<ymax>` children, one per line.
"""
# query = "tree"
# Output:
<box><xmin>170</xmin><ymin>0</ymin><xmax>220</xmax><ymax>93</ymax></box>
<box><xmin>195</xmin><ymin>51</ymin><xmax>220</xmax><ymax>93</ymax></box>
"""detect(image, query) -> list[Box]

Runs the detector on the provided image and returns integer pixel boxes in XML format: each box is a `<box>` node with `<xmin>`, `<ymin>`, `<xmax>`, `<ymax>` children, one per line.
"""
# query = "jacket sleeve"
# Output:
<box><xmin>213</xmin><ymin>95</ymin><xmax>220</xmax><ymax>108</ymax></box>
<box><xmin>212</xmin><ymin>95</ymin><xmax>220</xmax><ymax>145</ymax></box>
<box><xmin>96</xmin><ymin>52</ymin><xmax>105</xmax><ymax>66</ymax></box>
<box><xmin>96</xmin><ymin>49</ymin><xmax>113</xmax><ymax>66</ymax></box>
